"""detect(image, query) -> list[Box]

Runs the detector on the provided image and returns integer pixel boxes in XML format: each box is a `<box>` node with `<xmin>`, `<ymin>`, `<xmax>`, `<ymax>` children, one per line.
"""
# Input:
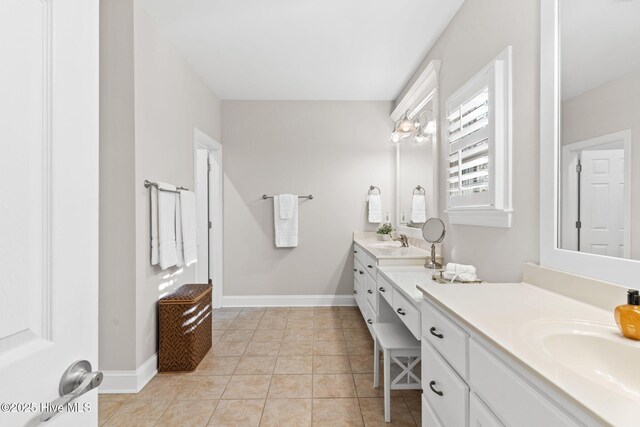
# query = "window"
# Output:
<box><xmin>445</xmin><ymin>47</ymin><xmax>513</xmax><ymax>227</ymax></box>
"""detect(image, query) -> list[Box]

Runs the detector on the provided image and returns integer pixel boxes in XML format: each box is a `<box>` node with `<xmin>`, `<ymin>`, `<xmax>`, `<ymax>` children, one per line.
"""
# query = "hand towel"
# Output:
<box><xmin>150</xmin><ymin>186</ymin><xmax>159</xmax><ymax>265</ymax></box>
<box><xmin>158</xmin><ymin>182</ymin><xmax>178</xmax><ymax>270</ymax></box>
<box><xmin>410</xmin><ymin>194</ymin><xmax>427</xmax><ymax>223</ymax></box>
<box><xmin>444</xmin><ymin>263</ymin><xmax>477</xmax><ymax>282</ymax></box>
<box><xmin>445</xmin><ymin>263</ymin><xmax>476</xmax><ymax>275</ymax></box>
<box><xmin>175</xmin><ymin>194</ymin><xmax>184</xmax><ymax>267</ymax></box>
<box><xmin>274</xmin><ymin>194</ymin><xmax>298</xmax><ymax>247</ymax></box>
<box><xmin>368</xmin><ymin>194</ymin><xmax>382</xmax><ymax>223</ymax></box>
<box><xmin>278</xmin><ymin>194</ymin><xmax>296</xmax><ymax>219</ymax></box>
<box><xmin>179</xmin><ymin>190</ymin><xmax>198</xmax><ymax>266</ymax></box>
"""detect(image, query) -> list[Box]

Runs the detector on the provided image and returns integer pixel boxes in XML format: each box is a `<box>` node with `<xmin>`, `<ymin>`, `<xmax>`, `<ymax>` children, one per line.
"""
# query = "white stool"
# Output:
<box><xmin>372</xmin><ymin>323</ymin><xmax>421</xmax><ymax>422</ymax></box>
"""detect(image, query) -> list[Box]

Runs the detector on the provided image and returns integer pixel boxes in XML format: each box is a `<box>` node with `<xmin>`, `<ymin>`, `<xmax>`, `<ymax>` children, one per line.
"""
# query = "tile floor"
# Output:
<box><xmin>99</xmin><ymin>306</ymin><xmax>422</xmax><ymax>426</ymax></box>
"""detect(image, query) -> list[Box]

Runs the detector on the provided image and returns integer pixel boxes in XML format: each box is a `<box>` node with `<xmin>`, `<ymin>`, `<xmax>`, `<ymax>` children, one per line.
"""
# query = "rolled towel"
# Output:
<box><xmin>445</xmin><ymin>263</ymin><xmax>476</xmax><ymax>275</ymax></box>
<box><xmin>443</xmin><ymin>271</ymin><xmax>478</xmax><ymax>282</ymax></box>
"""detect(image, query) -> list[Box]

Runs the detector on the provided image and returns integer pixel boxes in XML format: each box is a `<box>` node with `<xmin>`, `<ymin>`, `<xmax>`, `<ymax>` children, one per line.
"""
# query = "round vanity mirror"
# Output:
<box><xmin>422</xmin><ymin>218</ymin><xmax>445</xmax><ymax>269</ymax></box>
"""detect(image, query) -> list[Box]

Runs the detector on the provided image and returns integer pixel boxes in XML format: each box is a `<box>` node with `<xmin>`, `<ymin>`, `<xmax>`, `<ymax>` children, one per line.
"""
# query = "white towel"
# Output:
<box><xmin>179</xmin><ymin>190</ymin><xmax>198</xmax><ymax>266</ymax></box>
<box><xmin>444</xmin><ymin>263</ymin><xmax>477</xmax><ymax>282</ymax></box>
<box><xmin>278</xmin><ymin>194</ymin><xmax>296</xmax><ymax>220</ymax></box>
<box><xmin>175</xmin><ymin>194</ymin><xmax>184</xmax><ymax>267</ymax></box>
<box><xmin>411</xmin><ymin>194</ymin><xmax>427</xmax><ymax>223</ymax></box>
<box><xmin>368</xmin><ymin>194</ymin><xmax>382</xmax><ymax>223</ymax></box>
<box><xmin>274</xmin><ymin>194</ymin><xmax>298</xmax><ymax>248</ymax></box>
<box><xmin>157</xmin><ymin>182</ymin><xmax>178</xmax><ymax>270</ymax></box>
<box><xmin>150</xmin><ymin>186</ymin><xmax>159</xmax><ymax>265</ymax></box>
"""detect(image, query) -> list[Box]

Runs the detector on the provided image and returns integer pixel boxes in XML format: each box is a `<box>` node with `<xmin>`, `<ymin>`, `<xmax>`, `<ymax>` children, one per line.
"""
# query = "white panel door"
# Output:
<box><xmin>0</xmin><ymin>0</ymin><xmax>99</xmax><ymax>426</ymax></box>
<box><xmin>195</xmin><ymin>149</ymin><xmax>209</xmax><ymax>284</ymax></box>
<box><xmin>580</xmin><ymin>149</ymin><xmax>625</xmax><ymax>258</ymax></box>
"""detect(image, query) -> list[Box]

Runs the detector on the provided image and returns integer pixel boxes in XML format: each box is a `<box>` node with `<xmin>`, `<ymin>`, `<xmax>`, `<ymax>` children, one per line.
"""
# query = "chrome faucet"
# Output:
<box><xmin>393</xmin><ymin>233</ymin><xmax>409</xmax><ymax>247</ymax></box>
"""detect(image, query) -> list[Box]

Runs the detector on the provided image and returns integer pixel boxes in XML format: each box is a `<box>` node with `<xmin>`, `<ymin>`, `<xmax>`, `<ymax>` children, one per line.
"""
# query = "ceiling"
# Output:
<box><xmin>561</xmin><ymin>0</ymin><xmax>640</xmax><ymax>100</ymax></box>
<box><xmin>137</xmin><ymin>0</ymin><xmax>464</xmax><ymax>100</ymax></box>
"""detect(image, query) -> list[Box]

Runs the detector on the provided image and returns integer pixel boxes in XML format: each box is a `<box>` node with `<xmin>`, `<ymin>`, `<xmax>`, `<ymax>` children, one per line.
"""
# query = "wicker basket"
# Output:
<box><xmin>158</xmin><ymin>283</ymin><xmax>212</xmax><ymax>372</ymax></box>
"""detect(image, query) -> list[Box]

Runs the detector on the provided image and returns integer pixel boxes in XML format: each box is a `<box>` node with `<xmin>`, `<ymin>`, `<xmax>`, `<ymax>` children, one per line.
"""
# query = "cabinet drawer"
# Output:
<box><xmin>421</xmin><ymin>300</ymin><xmax>469</xmax><ymax>379</ymax></box>
<box><xmin>470</xmin><ymin>392</ymin><xmax>503</xmax><ymax>427</ymax></box>
<box><xmin>364</xmin><ymin>254</ymin><xmax>377</xmax><ymax>280</ymax></box>
<box><xmin>422</xmin><ymin>395</ymin><xmax>443</xmax><ymax>427</ymax></box>
<box><xmin>353</xmin><ymin>244</ymin><xmax>367</xmax><ymax>268</ymax></box>
<box><xmin>422</xmin><ymin>341</ymin><xmax>469</xmax><ymax>427</ymax></box>
<box><xmin>469</xmin><ymin>339</ymin><xmax>580</xmax><ymax>427</ymax></box>
<box><xmin>365</xmin><ymin>273</ymin><xmax>378</xmax><ymax>313</ymax></box>
<box><xmin>364</xmin><ymin>301</ymin><xmax>376</xmax><ymax>339</ymax></box>
<box><xmin>392</xmin><ymin>289</ymin><xmax>421</xmax><ymax>340</ymax></box>
<box><xmin>377</xmin><ymin>275</ymin><xmax>393</xmax><ymax>306</ymax></box>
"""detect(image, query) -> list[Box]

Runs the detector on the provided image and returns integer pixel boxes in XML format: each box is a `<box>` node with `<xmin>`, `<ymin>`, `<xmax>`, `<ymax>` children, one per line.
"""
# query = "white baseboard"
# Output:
<box><xmin>222</xmin><ymin>294</ymin><xmax>356</xmax><ymax>307</ymax></box>
<box><xmin>100</xmin><ymin>353</ymin><xmax>157</xmax><ymax>394</ymax></box>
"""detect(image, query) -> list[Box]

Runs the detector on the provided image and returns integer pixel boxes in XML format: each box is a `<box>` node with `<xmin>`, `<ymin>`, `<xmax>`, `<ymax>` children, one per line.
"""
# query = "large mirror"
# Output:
<box><xmin>558</xmin><ymin>0</ymin><xmax>640</xmax><ymax>260</ymax></box>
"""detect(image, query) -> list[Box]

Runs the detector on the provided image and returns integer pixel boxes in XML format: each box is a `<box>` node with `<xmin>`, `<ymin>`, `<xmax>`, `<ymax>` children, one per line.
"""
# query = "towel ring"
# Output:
<box><xmin>413</xmin><ymin>185</ymin><xmax>425</xmax><ymax>195</ymax></box>
<box><xmin>368</xmin><ymin>185</ymin><xmax>381</xmax><ymax>195</ymax></box>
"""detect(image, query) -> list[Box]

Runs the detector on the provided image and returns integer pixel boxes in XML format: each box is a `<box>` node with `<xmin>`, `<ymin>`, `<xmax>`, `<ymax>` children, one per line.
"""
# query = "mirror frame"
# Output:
<box><xmin>392</xmin><ymin>60</ymin><xmax>440</xmax><ymax>238</ymax></box>
<box><xmin>540</xmin><ymin>0</ymin><xmax>640</xmax><ymax>286</ymax></box>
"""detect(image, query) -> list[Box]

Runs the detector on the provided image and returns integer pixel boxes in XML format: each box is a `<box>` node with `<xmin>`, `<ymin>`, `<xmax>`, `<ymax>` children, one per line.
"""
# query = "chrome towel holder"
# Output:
<box><xmin>368</xmin><ymin>185</ymin><xmax>381</xmax><ymax>195</ymax></box>
<box><xmin>144</xmin><ymin>179</ymin><xmax>189</xmax><ymax>194</ymax></box>
<box><xmin>413</xmin><ymin>185</ymin><xmax>425</xmax><ymax>195</ymax></box>
<box><xmin>262</xmin><ymin>194</ymin><xmax>314</xmax><ymax>200</ymax></box>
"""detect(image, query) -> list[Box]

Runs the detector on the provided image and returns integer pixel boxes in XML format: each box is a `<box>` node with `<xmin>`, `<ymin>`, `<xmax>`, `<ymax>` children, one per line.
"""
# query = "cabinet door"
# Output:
<box><xmin>470</xmin><ymin>392</ymin><xmax>503</xmax><ymax>427</ymax></box>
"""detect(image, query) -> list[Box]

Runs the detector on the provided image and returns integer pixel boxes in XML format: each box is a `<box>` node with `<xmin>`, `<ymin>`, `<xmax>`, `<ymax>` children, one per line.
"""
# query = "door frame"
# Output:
<box><xmin>193</xmin><ymin>128</ymin><xmax>223</xmax><ymax>308</ymax></box>
<box><xmin>560</xmin><ymin>129</ymin><xmax>631</xmax><ymax>256</ymax></box>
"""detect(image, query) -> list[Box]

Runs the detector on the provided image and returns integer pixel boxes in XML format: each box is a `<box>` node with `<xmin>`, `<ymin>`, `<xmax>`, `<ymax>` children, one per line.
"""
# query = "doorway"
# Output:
<box><xmin>194</xmin><ymin>128</ymin><xmax>223</xmax><ymax>308</ymax></box>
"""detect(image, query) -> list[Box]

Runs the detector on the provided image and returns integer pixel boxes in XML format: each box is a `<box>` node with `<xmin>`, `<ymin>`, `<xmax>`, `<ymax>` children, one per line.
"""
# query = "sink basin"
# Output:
<box><xmin>367</xmin><ymin>241</ymin><xmax>404</xmax><ymax>249</ymax></box>
<box><xmin>521</xmin><ymin>319</ymin><xmax>640</xmax><ymax>399</ymax></box>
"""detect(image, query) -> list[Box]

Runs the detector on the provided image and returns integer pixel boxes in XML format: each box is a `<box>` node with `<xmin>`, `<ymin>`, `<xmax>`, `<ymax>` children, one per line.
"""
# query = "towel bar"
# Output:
<box><xmin>262</xmin><ymin>194</ymin><xmax>313</xmax><ymax>200</ymax></box>
<box><xmin>413</xmin><ymin>185</ymin><xmax>425</xmax><ymax>195</ymax></box>
<box><xmin>144</xmin><ymin>180</ymin><xmax>188</xmax><ymax>194</ymax></box>
<box><xmin>368</xmin><ymin>185</ymin><xmax>381</xmax><ymax>195</ymax></box>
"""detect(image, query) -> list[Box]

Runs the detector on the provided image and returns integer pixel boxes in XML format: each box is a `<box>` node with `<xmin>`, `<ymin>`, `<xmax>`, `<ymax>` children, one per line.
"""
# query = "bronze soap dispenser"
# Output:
<box><xmin>615</xmin><ymin>289</ymin><xmax>640</xmax><ymax>340</ymax></box>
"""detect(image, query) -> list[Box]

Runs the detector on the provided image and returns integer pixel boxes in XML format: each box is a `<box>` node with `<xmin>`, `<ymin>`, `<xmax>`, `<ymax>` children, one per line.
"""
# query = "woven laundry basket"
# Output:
<box><xmin>158</xmin><ymin>283</ymin><xmax>212</xmax><ymax>372</ymax></box>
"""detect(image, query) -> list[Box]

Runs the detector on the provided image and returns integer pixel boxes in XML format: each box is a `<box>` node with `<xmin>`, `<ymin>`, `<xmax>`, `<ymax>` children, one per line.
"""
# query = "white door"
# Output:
<box><xmin>580</xmin><ymin>149</ymin><xmax>626</xmax><ymax>258</ymax></box>
<box><xmin>0</xmin><ymin>1</ymin><xmax>99</xmax><ymax>426</ymax></box>
<box><xmin>195</xmin><ymin>149</ymin><xmax>210</xmax><ymax>284</ymax></box>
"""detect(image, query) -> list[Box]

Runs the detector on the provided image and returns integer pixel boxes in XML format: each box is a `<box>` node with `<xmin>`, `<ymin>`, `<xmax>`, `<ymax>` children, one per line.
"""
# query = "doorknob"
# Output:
<box><xmin>39</xmin><ymin>360</ymin><xmax>103</xmax><ymax>422</ymax></box>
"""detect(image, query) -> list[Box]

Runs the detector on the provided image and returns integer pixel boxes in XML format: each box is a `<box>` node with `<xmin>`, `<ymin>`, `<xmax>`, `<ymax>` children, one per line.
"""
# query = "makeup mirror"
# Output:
<box><xmin>422</xmin><ymin>217</ymin><xmax>445</xmax><ymax>269</ymax></box>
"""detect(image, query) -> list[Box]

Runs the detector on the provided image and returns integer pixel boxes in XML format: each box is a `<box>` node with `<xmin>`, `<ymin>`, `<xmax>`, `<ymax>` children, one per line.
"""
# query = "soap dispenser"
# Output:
<box><xmin>614</xmin><ymin>289</ymin><xmax>640</xmax><ymax>340</ymax></box>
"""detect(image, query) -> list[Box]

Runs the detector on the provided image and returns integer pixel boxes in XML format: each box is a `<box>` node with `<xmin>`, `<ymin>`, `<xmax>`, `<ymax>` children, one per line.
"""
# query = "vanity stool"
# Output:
<box><xmin>373</xmin><ymin>322</ymin><xmax>421</xmax><ymax>422</ymax></box>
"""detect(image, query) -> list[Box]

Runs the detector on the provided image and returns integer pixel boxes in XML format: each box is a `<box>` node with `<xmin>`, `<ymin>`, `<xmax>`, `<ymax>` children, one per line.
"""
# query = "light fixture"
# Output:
<box><xmin>389</xmin><ymin>132</ymin><xmax>401</xmax><ymax>144</ymax></box>
<box><xmin>394</xmin><ymin>110</ymin><xmax>416</xmax><ymax>136</ymax></box>
<box><xmin>390</xmin><ymin>108</ymin><xmax>435</xmax><ymax>144</ymax></box>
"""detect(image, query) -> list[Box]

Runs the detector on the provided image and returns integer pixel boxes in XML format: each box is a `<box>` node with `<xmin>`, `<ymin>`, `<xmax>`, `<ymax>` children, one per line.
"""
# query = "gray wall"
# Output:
<box><xmin>562</xmin><ymin>68</ymin><xmax>640</xmax><ymax>259</ymax></box>
<box><xmin>222</xmin><ymin>101</ymin><xmax>394</xmax><ymax>297</ymax></box>
<box><xmin>396</xmin><ymin>0</ymin><xmax>541</xmax><ymax>282</ymax></box>
<box><xmin>99</xmin><ymin>0</ymin><xmax>222</xmax><ymax>372</ymax></box>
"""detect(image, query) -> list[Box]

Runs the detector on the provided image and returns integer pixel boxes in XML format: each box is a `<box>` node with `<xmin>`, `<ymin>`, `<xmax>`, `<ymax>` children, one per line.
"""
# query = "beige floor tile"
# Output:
<box><xmin>103</xmin><ymin>400</ymin><xmax>171</xmax><ymax>427</ymax></box>
<box><xmin>404</xmin><ymin>394</ymin><xmax>422</xmax><ymax>413</ymax></box>
<box><xmin>228</xmin><ymin>318</ymin><xmax>261</xmax><ymax>329</ymax></box>
<box><xmin>359</xmin><ymin>397</ymin><xmax>417</xmax><ymax>426</ymax></box>
<box><xmin>241</xmin><ymin>307</ymin><xmax>267</xmax><ymax>312</ymax></box>
<box><xmin>234</xmin><ymin>356</ymin><xmax>277</xmax><ymax>375</ymax></box>
<box><xmin>347</xmin><ymin>340</ymin><xmax>374</xmax><ymax>355</ymax></box>
<box><xmin>282</xmin><ymin>329</ymin><xmax>314</xmax><ymax>342</ymax></box>
<box><xmin>350</xmin><ymin>354</ymin><xmax>375</xmax><ymax>374</ymax></box>
<box><xmin>251</xmin><ymin>329</ymin><xmax>285</xmax><ymax>342</ymax></box>
<box><xmin>314</xmin><ymin>340</ymin><xmax>348</xmax><ymax>355</ymax></box>
<box><xmin>132</xmin><ymin>375</ymin><xmax>180</xmax><ymax>400</ymax></box>
<box><xmin>221</xmin><ymin>375</ymin><xmax>272</xmax><ymax>399</ymax></box>
<box><xmin>262</xmin><ymin>309</ymin><xmax>289</xmax><ymax>320</ymax></box>
<box><xmin>312</xmin><ymin>398</ymin><xmax>363</xmax><ymax>426</ymax></box>
<box><xmin>212</xmin><ymin>329</ymin><xmax>226</xmax><ymax>341</ymax></box>
<box><xmin>313</xmin><ymin>328</ymin><xmax>345</xmax><ymax>341</ymax></box>
<box><xmin>343</xmin><ymin>328</ymin><xmax>373</xmax><ymax>341</ymax></box>
<box><xmin>313</xmin><ymin>318</ymin><xmax>342</xmax><ymax>329</ymax></box>
<box><xmin>155</xmin><ymin>399</ymin><xmax>217</xmax><ymax>427</ymax></box>
<box><xmin>220</xmin><ymin>328</ymin><xmax>254</xmax><ymax>342</ymax></box>
<box><xmin>235</xmin><ymin>311</ymin><xmax>265</xmax><ymax>321</ymax></box>
<box><xmin>212</xmin><ymin>319</ymin><xmax>233</xmax><ymax>330</ymax></box>
<box><xmin>244</xmin><ymin>341</ymin><xmax>281</xmax><ymax>356</ymax></box>
<box><xmin>211</xmin><ymin>341</ymin><xmax>248</xmax><ymax>356</ymax></box>
<box><xmin>194</xmin><ymin>356</ymin><xmax>240</xmax><ymax>375</ymax></box>
<box><xmin>260</xmin><ymin>398</ymin><xmax>312</xmax><ymax>427</ymax></box>
<box><xmin>98</xmin><ymin>394</ymin><xmax>129</xmax><ymax>402</ymax></box>
<box><xmin>213</xmin><ymin>310</ymin><xmax>240</xmax><ymax>320</ymax></box>
<box><xmin>99</xmin><ymin>400</ymin><xmax>123</xmax><ymax>426</ymax></box>
<box><xmin>353</xmin><ymin>373</ymin><xmax>402</xmax><ymax>398</ymax></box>
<box><xmin>278</xmin><ymin>341</ymin><xmax>314</xmax><ymax>356</ymax></box>
<box><xmin>175</xmin><ymin>375</ymin><xmax>231</xmax><ymax>400</ymax></box>
<box><xmin>313</xmin><ymin>374</ymin><xmax>357</xmax><ymax>398</ymax></box>
<box><xmin>258</xmin><ymin>317</ymin><xmax>287</xmax><ymax>329</ymax></box>
<box><xmin>313</xmin><ymin>355</ymin><xmax>352</xmax><ymax>374</ymax></box>
<box><xmin>208</xmin><ymin>399</ymin><xmax>265</xmax><ymax>427</ymax></box>
<box><xmin>268</xmin><ymin>374</ymin><xmax>313</xmax><ymax>398</ymax></box>
<box><xmin>287</xmin><ymin>312</ymin><xmax>314</xmax><ymax>322</ymax></box>
<box><xmin>274</xmin><ymin>356</ymin><xmax>313</xmax><ymax>374</ymax></box>
<box><xmin>285</xmin><ymin>318</ymin><xmax>315</xmax><ymax>329</ymax></box>
<box><xmin>341</xmin><ymin>317</ymin><xmax>368</xmax><ymax>329</ymax></box>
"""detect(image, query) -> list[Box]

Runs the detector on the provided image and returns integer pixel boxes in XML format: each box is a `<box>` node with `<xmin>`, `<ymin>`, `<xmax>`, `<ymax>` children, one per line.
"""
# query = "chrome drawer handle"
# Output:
<box><xmin>429</xmin><ymin>327</ymin><xmax>444</xmax><ymax>339</ymax></box>
<box><xmin>379</xmin><ymin>287</ymin><xmax>385</xmax><ymax>292</ymax></box>
<box><xmin>429</xmin><ymin>381</ymin><xmax>443</xmax><ymax>396</ymax></box>
<box><xmin>367</xmin><ymin>290</ymin><xmax>373</xmax><ymax>294</ymax></box>
<box><xmin>396</xmin><ymin>308</ymin><xmax>406</xmax><ymax>316</ymax></box>
<box><xmin>367</xmin><ymin>265</ymin><xmax>373</xmax><ymax>269</ymax></box>
<box><xmin>367</xmin><ymin>319</ymin><xmax>373</xmax><ymax>324</ymax></box>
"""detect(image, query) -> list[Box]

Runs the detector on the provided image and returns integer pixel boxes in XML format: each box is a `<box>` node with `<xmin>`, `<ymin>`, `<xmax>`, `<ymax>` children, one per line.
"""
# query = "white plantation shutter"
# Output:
<box><xmin>445</xmin><ymin>47</ymin><xmax>512</xmax><ymax>227</ymax></box>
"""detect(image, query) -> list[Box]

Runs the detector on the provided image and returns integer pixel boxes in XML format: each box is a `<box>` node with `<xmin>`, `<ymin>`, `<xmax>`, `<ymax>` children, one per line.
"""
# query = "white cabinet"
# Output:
<box><xmin>393</xmin><ymin>289</ymin><xmax>421</xmax><ymax>340</ymax></box>
<box><xmin>353</xmin><ymin>243</ymin><xmax>378</xmax><ymax>339</ymax></box>
<box><xmin>421</xmin><ymin>298</ymin><xmax>586</xmax><ymax>427</ymax></box>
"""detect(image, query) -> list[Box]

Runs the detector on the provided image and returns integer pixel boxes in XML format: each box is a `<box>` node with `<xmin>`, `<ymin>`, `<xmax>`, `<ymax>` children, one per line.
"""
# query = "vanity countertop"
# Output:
<box><xmin>353</xmin><ymin>236</ymin><xmax>430</xmax><ymax>260</ymax></box>
<box><xmin>376</xmin><ymin>266</ymin><xmax>434</xmax><ymax>305</ymax></box>
<box><xmin>417</xmin><ymin>280</ymin><xmax>640</xmax><ymax>427</ymax></box>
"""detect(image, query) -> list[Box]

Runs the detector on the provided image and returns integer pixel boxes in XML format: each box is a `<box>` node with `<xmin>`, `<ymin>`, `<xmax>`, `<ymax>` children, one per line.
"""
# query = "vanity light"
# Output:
<box><xmin>394</xmin><ymin>110</ymin><xmax>416</xmax><ymax>136</ymax></box>
<box><xmin>425</xmin><ymin>120</ymin><xmax>437</xmax><ymax>134</ymax></box>
<box><xmin>390</xmin><ymin>132</ymin><xmax>401</xmax><ymax>144</ymax></box>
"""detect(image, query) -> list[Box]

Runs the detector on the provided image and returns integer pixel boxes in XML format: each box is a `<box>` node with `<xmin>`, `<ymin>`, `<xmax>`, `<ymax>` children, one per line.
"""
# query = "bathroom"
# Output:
<box><xmin>0</xmin><ymin>0</ymin><xmax>639</xmax><ymax>426</ymax></box>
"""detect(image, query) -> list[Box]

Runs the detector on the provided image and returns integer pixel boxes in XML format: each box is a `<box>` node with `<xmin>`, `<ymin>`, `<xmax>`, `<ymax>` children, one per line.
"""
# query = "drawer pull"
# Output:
<box><xmin>429</xmin><ymin>327</ymin><xmax>444</xmax><ymax>339</ymax></box>
<box><xmin>353</xmin><ymin>290</ymin><xmax>357</xmax><ymax>294</ymax></box>
<box><xmin>367</xmin><ymin>319</ymin><xmax>373</xmax><ymax>324</ymax></box>
<box><xmin>354</xmin><ymin>250</ymin><xmax>358</xmax><ymax>253</ymax></box>
<box><xmin>379</xmin><ymin>287</ymin><xmax>385</xmax><ymax>292</ymax></box>
<box><xmin>429</xmin><ymin>381</ymin><xmax>444</xmax><ymax>396</ymax></box>
<box><xmin>367</xmin><ymin>290</ymin><xmax>373</xmax><ymax>294</ymax></box>
<box><xmin>353</xmin><ymin>268</ymin><xmax>357</xmax><ymax>272</ymax></box>
<box><xmin>396</xmin><ymin>308</ymin><xmax>406</xmax><ymax>316</ymax></box>
<box><xmin>367</xmin><ymin>265</ymin><xmax>373</xmax><ymax>269</ymax></box>
<box><xmin>359</xmin><ymin>271</ymin><xmax>365</xmax><ymax>275</ymax></box>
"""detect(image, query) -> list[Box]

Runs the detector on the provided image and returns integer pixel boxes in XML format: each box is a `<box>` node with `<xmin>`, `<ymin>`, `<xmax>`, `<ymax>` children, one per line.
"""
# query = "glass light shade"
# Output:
<box><xmin>389</xmin><ymin>132</ymin><xmax>401</xmax><ymax>143</ymax></box>
<box><xmin>425</xmin><ymin>120</ymin><xmax>437</xmax><ymax>134</ymax></box>
<box><xmin>395</xmin><ymin>111</ymin><xmax>416</xmax><ymax>134</ymax></box>
<box><xmin>412</xmin><ymin>133</ymin><xmax>427</xmax><ymax>145</ymax></box>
